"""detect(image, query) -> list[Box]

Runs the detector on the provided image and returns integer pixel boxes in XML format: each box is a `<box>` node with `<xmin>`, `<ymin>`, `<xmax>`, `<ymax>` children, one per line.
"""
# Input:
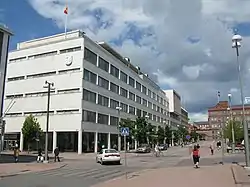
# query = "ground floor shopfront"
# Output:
<box><xmin>3</xmin><ymin>131</ymin><xmax>138</xmax><ymax>154</ymax></box>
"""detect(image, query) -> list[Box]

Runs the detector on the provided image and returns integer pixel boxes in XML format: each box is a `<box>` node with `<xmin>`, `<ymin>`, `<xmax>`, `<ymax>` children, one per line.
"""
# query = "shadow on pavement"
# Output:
<box><xmin>0</xmin><ymin>154</ymin><xmax>54</xmax><ymax>164</ymax></box>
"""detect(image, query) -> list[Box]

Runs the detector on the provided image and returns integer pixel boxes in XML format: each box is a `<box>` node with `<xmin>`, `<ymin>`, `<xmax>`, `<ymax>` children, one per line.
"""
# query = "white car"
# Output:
<box><xmin>96</xmin><ymin>149</ymin><xmax>121</xmax><ymax>165</ymax></box>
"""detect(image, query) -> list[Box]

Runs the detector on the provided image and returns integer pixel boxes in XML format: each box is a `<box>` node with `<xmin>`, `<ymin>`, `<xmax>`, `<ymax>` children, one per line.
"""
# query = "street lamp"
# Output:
<box><xmin>228</xmin><ymin>93</ymin><xmax>235</xmax><ymax>153</ymax></box>
<box><xmin>115</xmin><ymin>106</ymin><xmax>122</xmax><ymax>151</ymax></box>
<box><xmin>232</xmin><ymin>34</ymin><xmax>250</xmax><ymax>166</ymax></box>
<box><xmin>43</xmin><ymin>81</ymin><xmax>54</xmax><ymax>163</ymax></box>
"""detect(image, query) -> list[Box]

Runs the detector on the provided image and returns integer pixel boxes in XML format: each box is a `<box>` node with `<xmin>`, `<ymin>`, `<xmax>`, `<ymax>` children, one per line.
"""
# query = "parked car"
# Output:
<box><xmin>136</xmin><ymin>144</ymin><xmax>151</xmax><ymax>153</ymax></box>
<box><xmin>96</xmin><ymin>149</ymin><xmax>121</xmax><ymax>165</ymax></box>
<box><xmin>158</xmin><ymin>144</ymin><xmax>168</xmax><ymax>151</ymax></box>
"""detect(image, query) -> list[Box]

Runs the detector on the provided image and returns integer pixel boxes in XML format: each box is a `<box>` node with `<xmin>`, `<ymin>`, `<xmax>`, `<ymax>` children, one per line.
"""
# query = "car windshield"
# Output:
<box><xmin>105</xmin><ymin>149</ymin><xmax>117</xmax><ymax>153</ymax></box>
<box><xmin>159</xmin><ymin>144</ymin><xmax>164</xmax><ymax>146</ymax></box>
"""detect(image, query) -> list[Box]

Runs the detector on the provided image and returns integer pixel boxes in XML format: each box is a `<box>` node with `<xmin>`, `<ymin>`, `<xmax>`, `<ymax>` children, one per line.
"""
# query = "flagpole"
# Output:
<box><xmin>64</xmin><ymin>12</ymin><xmax>68</xmax><ymax>39</ymax></box>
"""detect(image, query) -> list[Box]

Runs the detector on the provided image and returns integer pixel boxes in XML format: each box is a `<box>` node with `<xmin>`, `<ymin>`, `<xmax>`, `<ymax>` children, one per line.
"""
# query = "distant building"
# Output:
<box><xmin>180</xmin><ymin>107</ymin><xmax>189</xmax><ymax>127</ymax></box>
<box><xmin>193</xmin><ymin>121</ymin><xmax>212</xmax><ymax>140</ymax></box>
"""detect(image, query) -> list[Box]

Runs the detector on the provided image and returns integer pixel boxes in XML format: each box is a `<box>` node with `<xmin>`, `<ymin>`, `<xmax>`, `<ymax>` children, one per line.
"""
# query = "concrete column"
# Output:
<box><xmin>52</xmin><ymin>131</ymin><xmax>57</xmax><ymax>152</ymax></box>
<box><xmin>20</xmin><ymin>132</ymin><xmax>24</xmax><ymax>151</ymax></box>
<box><xmin>135</xmin><ymin>139</ymin><xmax>138</xmax><ymax>150</ymax></box>
<box><xmin>107</xmin><ymin>133</ymin><xmax>111</xmax><ymax>149</ymax></box>
<box><xmin>78</xmin><ymin>130</ymin><xmax>82</xmax><ymax>154</ymax></box>
<box><xmin>86</xmin><ymin>133</ymin><xmax>90</xmax><ymax>152</ymax></box>
<box><xmin>118</xmin><ymin>135</ymin><xmax>121</xmax><ymax>151</ymax></box>
<box><xmin>94</xmin><ymin>132</ymin><xmax>98</xmax><ymax>153</ymax></box>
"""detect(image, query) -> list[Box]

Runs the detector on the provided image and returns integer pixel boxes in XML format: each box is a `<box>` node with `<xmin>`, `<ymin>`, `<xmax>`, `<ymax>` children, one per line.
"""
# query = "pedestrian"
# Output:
<box><xmin>196</xmin><ymin>144</ymin><xmax>200</xmax><ymax>149</ymax></box>
<box><xmin>192</xmin><ymin>145</ymin><xmax>200</xmax><ymax>168</ymax></box>
<box><xmin>54</xmin><ymin>147</ymin><xmax>60</xmax><ymax>162</ymax></box>
<box><xmin>210</xmin><ymin>143</ymin><xmax>214</xmax><ymax>155</ymax></box>
<box><xmin>37</xmin><ymin>148</ymin><xmax>44</xmax><ymax>163</ymax></box>
<box><xmin>13</xmin><ymin>147</ymin><xmax>20</xmax><ymax>163</ymax></box>
<box><xmin>154</xmin><ymin>144</ymin><xmax>159</xmax><ymax>157</ymax></box>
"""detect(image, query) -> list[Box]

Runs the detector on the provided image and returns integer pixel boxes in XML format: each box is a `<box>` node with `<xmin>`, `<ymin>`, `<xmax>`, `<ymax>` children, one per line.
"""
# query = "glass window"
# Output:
<box><xmin>148</xmin><ymin>89</ymin><xmax>152</xmax><ymax>97</ymax></box>
<box><xmin>142</xmin><ymin>99</ymin><xmax>147</xmax><ymax>106</ymax></box>
<box><xmin>143</xmin><ymin>111</ymin><xmax>147</xmax><ymax>117</ymax></box>
<box><xmin>110</xmin><ymin>116</ymin><xmax>119</xmax><ymax>126</ymax></box>
<box><xmin>157</xmin><ymin>95</ymin><xmax>160</xmax><ymax>103</ymax></box>
<box><xmin>129</xmin><ymin>106</ymin><xmax>135</xmax><ymax>115</ymax></box>
<box><xmin>84</xmin><ymin>69</ymin><xmax>97</xmax><ymax>84</ymax></box>
<box><xmin>110</xmin><ymin>82</ymin><xmax>119</xmax><ymax>94</ymax></box>
<box><xmin>120</xmin><ymin>71</ymin><xmax>127</xmax><ymax>83</ymax></box>
<box><xmin>157</xmin><ymin>106</ymin><xmax>160</xmax><ymax>112</ymax></box>
<box><xmin>84</xmin><ymin>48</ymin><xmax>97</xmax><ymax>65</ymax></box>
<box><xmin>160</xmin><ymin>97</ymin><xmax>163</xmax><ymax>104</ymax></box>
<box><xmin>136</xmin><ymin>96</ymin><xmax>141</xmax><ymax>104</ymax></box>
<box><xmin>120</xmin><ymin>87</ymin><xmax>128</xmax><ymax>98</ymax></box>
<box><xmin>83</xmin><ymin>110</ymin><xmax>96</xmax><ymax>122</ymax></box>
<box><xmin>142</xmin><ymin>86</ymin><xmax>147</xmax><ymax>94</ymax></box>
<box><xmin>129</xmin><ymin>92</ymin><xmax>135</xmax><ymax>101</ymax></box>
<box><xmin>136</xmin><ymin>81</ymin><xmax>141</xmax><ymax>91</ymax></box>
<box><xmin>129</xmin><ymin>77</ymin><xmax>135</xmax><ymax>87</ymax></box>
<box><xmin>153</xmin><ymin>115</ymin><xmax>156</xmax><ymax>121</ymax></box>
<box><xmin>148</xmin><ymin>101</ymin><xmax>152</xmax><ymax>109</ymax></box>
<box><xmin>98</xmin><ymin>95</ymin><xmax>109</xmax><ymax>107</ymax></box>
<box><xmin>163</xmin><ymin>99</ymin><xmax>166</xmax><ymax>106</ymax></box>
<box><xmin>161</xmin><ymin>108</ymin><xmax>163</xmax><ymax>114</ymax></box>
<box><xmin>83</xmin><ymin>89</ymin><xmax>96</xmax><ymax>103</ymax></box>
<box><xmin>120</xmin><ymin>103</ymin><xmax>128</xmax><ymax>113</ymax></box>
<box><xmin>110</xmin><ymin>99</ymin><xmax>119</xmax><ymax>109</ymax></box>
<box><xmin>98</xmin><ymin>113</ymin><xmax>109</xmax><ymax>125</ymax></box>
<box><xmin>98</xmin><ymin>57</ymin><xmax>109</xmax><ymax>72</ymax></box>
<box><xmin>137</xmin><ymin>109</ymin><xmax>142</xmax><ymax>117</ymax></box>
<box><xmin>148</xmin><ymin>113</ymin><xmax>152</xmax><ymax>119</ymax></box>
<box><xmin>110</xmin><ymin>65</ymin><xmax>119</xmax><ymax>78</ymax></box>
<box><xmin>157</xmin><ymin>116</ymin><xmax>160</xmax><ymax>122</ymax></box>
<box><xmin>153</xmin><ymin>104</ymin><xmax>156</xmax><ymax>111</ymax></box>
<box><xmin>153</xmin><ymin>92</ymin><xmax>156</xmax><ymax>99</ymax></box>
<box><xmin>98</xmin><ymin>76</ymin><xmax>109</xmax><ymax>90</ymax></box>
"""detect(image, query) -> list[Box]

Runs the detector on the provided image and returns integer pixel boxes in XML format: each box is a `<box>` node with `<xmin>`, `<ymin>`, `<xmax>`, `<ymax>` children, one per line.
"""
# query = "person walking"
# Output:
<box><xmin>13</xmin><ymin>147</ymin><xmax>20</xmax><ymax>163</ymax></box>
<box><xmin>37</xmin><ymin>148</ymin><xmax>44</xmax><ymax>163</ymax></box>
<box><xmin>54</xmin><ymin>147</ymin><xmax>60</xmax><ymax>162</ymax></box>
<box><xmin>210</xmin><ymin>143</ymin><xmax>214</xmax><ymax>155</ymax></box>
<box><xmin>192</xmin><ymin>145</ymin><xmax>200</xmax><ymax>168</ymax></box>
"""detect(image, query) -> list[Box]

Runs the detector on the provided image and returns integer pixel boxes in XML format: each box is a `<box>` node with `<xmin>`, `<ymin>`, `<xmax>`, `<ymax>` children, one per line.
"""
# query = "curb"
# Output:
<box><xmin>0</xmin><ymin>163</ymin><xmax>67</xmax><ymax>179</ymax></box>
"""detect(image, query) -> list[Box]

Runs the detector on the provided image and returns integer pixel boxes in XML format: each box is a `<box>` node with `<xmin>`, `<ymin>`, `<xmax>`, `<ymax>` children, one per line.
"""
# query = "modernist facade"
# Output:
<box><xmin>180</xmin><ymin>107</ymin><xmax>189</xmax><ymax>127</ymax></box>
<box><xmin>3</xmin><ymin>30</ymin><xmax>170</xmax><ymax>154</ymax></box>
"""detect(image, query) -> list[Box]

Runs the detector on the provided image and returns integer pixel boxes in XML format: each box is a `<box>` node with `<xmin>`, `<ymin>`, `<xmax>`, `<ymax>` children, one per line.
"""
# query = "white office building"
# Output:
<box><xmin>3</xmin><ymin>30</ymin><xmax>169</xmax><ymax>154</ymax></box>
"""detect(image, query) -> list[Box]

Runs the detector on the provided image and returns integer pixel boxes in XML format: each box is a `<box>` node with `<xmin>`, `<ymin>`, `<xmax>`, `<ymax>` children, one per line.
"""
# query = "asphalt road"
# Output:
<box><xmin>0</xmin><ymin>146</ymin><xmax>244</xmax><ymax>187</ymax></box>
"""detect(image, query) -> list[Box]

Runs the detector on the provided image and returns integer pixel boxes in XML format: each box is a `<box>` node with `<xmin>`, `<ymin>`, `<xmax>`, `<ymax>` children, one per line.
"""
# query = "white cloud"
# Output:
<box><xmin>28</xmin><ymin>0</ymin><xmax>250</xmax><ymax>121</ymax></box>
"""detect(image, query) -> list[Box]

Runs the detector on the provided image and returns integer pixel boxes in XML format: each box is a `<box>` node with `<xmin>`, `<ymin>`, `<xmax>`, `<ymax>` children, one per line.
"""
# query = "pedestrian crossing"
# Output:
<box><xmin>31</xmin><ymin>165</ymin><xmax>131</xmax><ymax>181</ymax></box>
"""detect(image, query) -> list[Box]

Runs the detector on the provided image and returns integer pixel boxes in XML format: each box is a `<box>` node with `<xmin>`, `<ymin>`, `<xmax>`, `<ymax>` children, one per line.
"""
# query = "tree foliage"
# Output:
<box><xmin>224</xmin><ymin>120</ymin><xmax>244</xmax><ymax>142</ymax></box>
<box><xmin>22</xmin><ymin>115</ymin><xmax>43</xmax><ymax>145</ymax></box>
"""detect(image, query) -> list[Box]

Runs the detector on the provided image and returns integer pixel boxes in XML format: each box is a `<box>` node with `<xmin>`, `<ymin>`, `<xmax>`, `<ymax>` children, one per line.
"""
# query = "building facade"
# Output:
<box><xmin>3</xmin><ymin>30</ymin><xmax>170</xmax><ymax>154</ymax></box>
<box><xmin>164</xmin><ymin>90</ymin><xmax>182</xmax><ymax>129</ymax></box>
<box><xmin>193</xmin><ymin>121</ymin><xmax>212</xmax><ymax>140</ymax></box>
<box><xmin>208</xmin><ymin>101</ymin><xmax>250</xmax><ymax>140</ymax></box>
<box><xmin>180</xmin><ymin>107</ymin><xmax>189</xmax><ymax>127</ymax></box>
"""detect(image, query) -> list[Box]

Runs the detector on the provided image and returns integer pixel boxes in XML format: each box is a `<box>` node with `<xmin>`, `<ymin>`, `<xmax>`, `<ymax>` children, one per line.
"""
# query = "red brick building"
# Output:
<box><xmin>193</xmin><ymin>121</ymin><xmax>213</xmax><ymax>140</ymax></box>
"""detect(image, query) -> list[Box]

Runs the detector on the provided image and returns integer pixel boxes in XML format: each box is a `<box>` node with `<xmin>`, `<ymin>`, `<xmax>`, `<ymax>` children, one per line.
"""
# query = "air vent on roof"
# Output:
<box><xmin>124</xmin><ymin>57</ymin><xmax>130</xmax><ymax>62</ymax></box>
<box><xmin>136</xmin><ymin>66</ymin><xmax>140</xmax><ymax>71</ymax></box>
<box><xmin>145</xmin><ymin>74</ymin><xmax>148</xmax><ymax>77</ymax></box>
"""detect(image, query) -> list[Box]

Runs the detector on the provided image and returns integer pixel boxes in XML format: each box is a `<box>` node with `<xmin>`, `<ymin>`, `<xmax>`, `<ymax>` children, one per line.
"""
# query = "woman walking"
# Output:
<box><xmin>192</xmin><ymin>145</ymin><xmax>200</xmax><ymax>168</ymax></box>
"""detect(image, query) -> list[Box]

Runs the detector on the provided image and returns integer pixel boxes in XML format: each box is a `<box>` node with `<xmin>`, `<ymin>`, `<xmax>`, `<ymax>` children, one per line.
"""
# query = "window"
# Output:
<box><xmin>110</xmin><ymin>99</ymin><xmax>119</xmax><ymax>109</ymax></box>
<box><xmin>120</xmin><ymin>71</ymin><xmax>127</xmax><ymax>83</ymax></box>
<box><xmin>148</xmin><ymin>113</ymin><xmax>152</xmax><ymax>119</ymax></box>
<box><xmin>142</xmin><ymin>99</ymin><xmax>147</xmax><ymax>106</ymax></box>
<box><xmin>84</xmin><ymin>47</ymin><xmax>97</xmax><ymax>65</ymax></box>
<box><xmin>110</xmin><ymin>116</ymin><xmax>119</xmax><ymax>126</ymax></box>
<box><xmin>160</xmin><ymin>97</ymin><xmax>163</xmax><ymax>104</ymax></box>
<box><xmin>58</xmin><ymin>68</ymin><xmax>81</xmax><ymax>74</ymax></box>
<box><xmin>148</xmin><ymin>89</ymin><xmax>152</xmax><ymax>97</ymax></box>
<box><xmin>60</xmin><ymin>46</ymin><xmax>81</xmax><ymax>54</ymax></box>
<box><xmin>142</xmin><ymin>86</ymin><xmax>147</xmax><ymax>94</ymax></box>
<box><xmin>98</xmin><ymin>76</ymin><xmax>109</xmax><ymax>90</ymax></box>
<box><xmin>137</xmin><ymin>109</ymin><xmax>142</xmax><ymax>117</ymax></box>
<box><xmin>136</xmin><ymin>96</ymin><xmax>141</xmax><ymax>104</ymax></box>
<box><xmin>120</xmin><ymin>87</ymin><xmax>128</xmax><ymax>98</ymax></box>
<box><xmin>129</xmin><ymin>77</ymin><xmax>135</xmax><ymax>87</ymax></box>
<box><xmin>98</xmin><ymin>57</ymin><xmax>109</xmax><ymax>72</ymax></box>
<box><xmin>7</xmin><ymin>76</ymin><xmax>25</xmax><ymax>82</ymax></box>
<box><xmin>153</xmin><ymin>115</ymin><xmax>156</xmax><ymax>121</ymax></box>
<box><xmin>110</xmin><ymin>65</ymin><xmax>119</xmax><ymax>78</ymax></box>
<box><xmin>120</xmin><ymin>103</ymin><xmax>128</xmax><ymax>113</ymax></box>
<box><xmin>57</xmin><ymin>88</ymin><xmax>80</xmax><ymax>94</ymax></box>
<box><xmin>129</xmin><ymin>106</ymin><xmax>135</xmax><ymax>115</ymax></box>
<box><xmin>157</xmin><ymin>95</ymin><xmax>160</xmax><ymax>103</ymax></box>
<box><xmin>84</xmin><ymin>69</ymin><xmax>97</xmax><ymax>84</ymax></box>
<box><xmin>148</xmin><ymin>101</ymin><xmax>152</xmax><ymax>109</ymax></box>
<box><xmin>153</xmin><ymin>92</ymin><xmax>156</xmax><ymax>99</ymax></box>
<box><xmin>127</xmin><ymin>92</ymin><xmax>135</xmax><ymax>102</ymax></box>
<box><xmin>136</xmin><ymin>81</ymin><xmax>141</xmax><ymax>91</ymax></box>
<box><xmin>98</xmin><ymin>95</ymin><xmax>109</xmax><ymax>107</ymax></box>
<box><xmin>83</xmin><ymin>89</ymin><xmax>96</xmax><ymax>103</ymax></box>
<box><xmin>157</xmin><ymin>116</ymin><xmax>160</xmax><ymax>122</ymax></box>
<box><xmin>143</xmin><ymin>111</ymin><xmax>147</xmax><ymax>117</ymax></box>
<box><xmin>110</xmin><ymin>82</ymin><xmax>119</xmax><ymax>94</ymax></box>
<box><xmin>98</xmin><ymin>113</ymin><xmax>109</xmax><ymax>125</ymax></box>
<box><xmin>30</xmin><ymin>51</ymin><xmax>57</xmax><ymax>59</ymax></box>
<box><xmin>83</xmin><ymin>110</ymin><xmax>96</xmax><ymax>122</ymax></box>
<box><xmin>163</xmin><ymin>99</ymin><xmax>166</xmax><ymax>106</ymax></box>
<box><xmin>157</xmin><ymin>106</ymin><xmax>160</xmax><ymax>112</ymax></box>
<box><xmin>27</xmin><ymin>71</ymin><xmax>56</xmax><ymax>79</ymax></box>
<box><xmin>153</xmin><ymin>104</ymin><xmax>156</xmax><ymax>111</ymax></box>
<box><xmin>161</xmin><ymin>108</ymin><xmax>163</xmax><ymax>114</ymax></box>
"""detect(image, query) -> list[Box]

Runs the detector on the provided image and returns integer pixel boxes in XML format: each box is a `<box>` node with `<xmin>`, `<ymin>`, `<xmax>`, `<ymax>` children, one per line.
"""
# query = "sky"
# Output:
<box><xmin>1</xmin><ymin>0</ymin><xmax>250</xmax><ymax>122</ymax></box>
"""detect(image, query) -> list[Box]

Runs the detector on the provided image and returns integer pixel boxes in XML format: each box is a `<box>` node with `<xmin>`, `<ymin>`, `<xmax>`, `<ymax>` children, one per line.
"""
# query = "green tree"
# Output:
<box><xmin>176</xmin><ymin>126</ymin><xmax>189</xmax><ymax>143</ymax></box>
<box><xmin>119</xmin><ymin>118</ymin><xmax>136</xmax><ymax>143</ymax></box>
<box><xmin>190</xmin><ymin>130</ymin><xmax>199</xmax><ymax>142</ymax></box>
<box><xmin>224</xmin><ymin>120</ymin><xmax>244</xmax><ymax>142</ymax></box>
<box><xmin>21</xmin><ymin>115</ymin><xmax>43</xmax><ymax>151</ymax></box>
<box><xmin>164</xmin><ymin>125</ymin><xmax>172</xmax><ymax>144</ymax></box>
<box><xmin>157</xmin><ymin>126</ymin><xmax>165</xmax><ymax>144</ymax></box>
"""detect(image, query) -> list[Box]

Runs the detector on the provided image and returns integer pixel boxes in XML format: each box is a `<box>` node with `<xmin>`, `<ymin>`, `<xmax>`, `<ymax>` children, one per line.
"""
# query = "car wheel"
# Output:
<box><xmin>96</xmin><ymin>157</ymin><xmax>99</xmax><ymax>163</ymax></box>
<box><xmin>100</xmin><ymin>159</ymin><xmax>104</xmax><ymax>165</ymax></box>
<box><xmin>116</xmin><ymin>161</ymin><xmax>121</xmax><ymax>165</ymax></box>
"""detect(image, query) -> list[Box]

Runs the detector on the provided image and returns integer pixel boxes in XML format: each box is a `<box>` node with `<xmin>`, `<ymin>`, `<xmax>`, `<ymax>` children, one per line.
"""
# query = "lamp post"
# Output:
<box><xmin>232</xmin><ymin>34</ymin><xmax>250</xmax><ymax>167</ymax></box>
<box><xmin>115</xmin><ymin>106</ymin><xmax>122</xmax><ymax>152</ymax></box>
<box><xmin>43</xmin><ymin>81</ymin><xmax>54</xmax><ymax>163</ymax></box>
<box><xmin>228</xmin><ymin>93</ymin><xmax>235</xmax><ymax>153</ymax></box>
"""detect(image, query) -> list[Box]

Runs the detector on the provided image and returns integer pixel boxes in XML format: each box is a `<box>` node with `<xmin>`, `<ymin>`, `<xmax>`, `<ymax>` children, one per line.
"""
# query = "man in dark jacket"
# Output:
<box><xmin>54</xmin><ymin>147</ymin><xmax>60</xmax><ymax>162</ymax></box>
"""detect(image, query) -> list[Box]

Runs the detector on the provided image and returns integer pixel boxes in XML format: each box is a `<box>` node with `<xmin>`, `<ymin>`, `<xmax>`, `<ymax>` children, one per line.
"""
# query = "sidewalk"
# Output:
<box><xmin>92</xmin><ymin>165</ymin><xmax>236</xmax><ymax>187</ymax></box>
<box><xmin>0</xmin><ymin>162</ymin><xmax>66</xmax><ymax>178</ymax></box>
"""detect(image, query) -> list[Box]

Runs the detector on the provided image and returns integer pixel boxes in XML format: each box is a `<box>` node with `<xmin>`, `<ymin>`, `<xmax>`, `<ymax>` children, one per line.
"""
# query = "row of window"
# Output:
<box><xmin>7</xmin><ymin>68</ymin><xmax>81</xmax><ymax>82</ymax></box>
<box><xmin>9</xmin><ymin>46</ymin><xmax>82</xmax><ymax>63</ymax></box>
<box><xmin>83</xmin><ymin>69</ymin><xmax>168</xmax><ymax>115</ymax></box>
<box><xmin>83</xmin><ymin>88</ymin><xmax>167</xmax><ymax>123</ymax></box>
<box><xmin>84</xmin><ymin>47</ymin><xmax>167</xmax><ymax>107</ymax></box>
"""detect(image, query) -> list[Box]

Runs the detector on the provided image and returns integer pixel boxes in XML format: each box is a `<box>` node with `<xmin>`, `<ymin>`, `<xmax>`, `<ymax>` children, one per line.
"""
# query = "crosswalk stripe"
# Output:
<box><xmin>36</xmin><ymin>168</ymin><xmax>82</xmax><ymax>176</ymax></box>
<box><xmin>92</xmin><ymin>170</ymin><xmax>122</xmax><ymax>179</ymax></box>
<box><xmin>63</xmin><ymin>168</ymin><xmax>101</xmax><ymax>177</ymax></box>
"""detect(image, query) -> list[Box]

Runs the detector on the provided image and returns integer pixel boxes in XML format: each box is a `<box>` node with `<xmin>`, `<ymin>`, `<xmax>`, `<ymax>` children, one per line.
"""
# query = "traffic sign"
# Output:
<box><xmin>121</xmin><ymin>127</ymin><xmax>129</xmax><ymax>136</ymax></box>
<box><xmin>186</xmin><ymin>135</ymin><xmax>191</xmax><ymax>140</ymax></box>
<box><xmin>245</xmin><ymin>97</ymin><xmax>250</xmax><ymax>104</ymax></box>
